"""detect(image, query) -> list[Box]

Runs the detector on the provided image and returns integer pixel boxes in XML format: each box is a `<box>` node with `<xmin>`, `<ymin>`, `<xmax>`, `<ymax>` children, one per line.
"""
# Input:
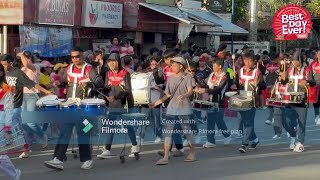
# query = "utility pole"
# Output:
<box><xmin>231</xmin><ymin>0</ymin><xmax>235</xmax><ymax>53</ymax></box>
<box><xmin>249</xmin><ymin>0</ymin><xmax>258</xmax><ymax>41</ymax></box>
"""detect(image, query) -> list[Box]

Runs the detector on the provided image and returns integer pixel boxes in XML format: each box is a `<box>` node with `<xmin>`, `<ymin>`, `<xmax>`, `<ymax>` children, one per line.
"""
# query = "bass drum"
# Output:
<box><xmin>131</xmin><ymin>72</ymin><xmax>153</xmax><ymax>105</ymax></box>
<box><xmin>228</xmin><ymin>95</ymin><xmax>253</xmax><ymax>111</ymax></box>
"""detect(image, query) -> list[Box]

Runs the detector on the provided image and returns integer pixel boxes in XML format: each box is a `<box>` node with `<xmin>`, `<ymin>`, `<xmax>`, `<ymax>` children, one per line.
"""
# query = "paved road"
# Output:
<box><xmin>2</xmin><ymin>107</ymin><xmax>320</xmax><ymax>179</ymax></box>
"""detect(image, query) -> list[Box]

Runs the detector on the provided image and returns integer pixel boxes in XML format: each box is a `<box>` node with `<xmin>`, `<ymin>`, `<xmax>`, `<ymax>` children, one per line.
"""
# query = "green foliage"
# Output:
<box><xmin>306</xmin><ymin>0</ymin><xmax>320</xmax><ymax>16</ymax></box>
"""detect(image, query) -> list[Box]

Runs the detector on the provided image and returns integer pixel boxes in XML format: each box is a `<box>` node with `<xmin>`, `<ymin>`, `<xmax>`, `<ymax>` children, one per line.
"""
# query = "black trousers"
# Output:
<box><xmin>54</xmin><ymin>123</ymin><xmax>92</xmax><ymax>162</ymax></box>
<box><xmin>207</xmin><ymin>109</ymin><xmax>230</xmax><ymax>144</ymax></box>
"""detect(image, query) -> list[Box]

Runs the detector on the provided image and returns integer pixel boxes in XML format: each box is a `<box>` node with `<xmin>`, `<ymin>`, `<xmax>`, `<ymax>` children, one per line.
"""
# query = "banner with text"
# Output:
<box><xmin>82</xmin><ymin>0</ymin><xmax>123</xmax><ymax>28</ymax></box>
<box><xmin>272</xmin><ymin>4</ymin><xmax>312</xmax><ymax>41</ymax></box>
<box><xmin>38</xmin><ymin>0</ymin><xmax>75</xmax><ymax>26</ymax></box>
<box><xmin>0</xmin><ymin>0</ymin><xmax>23</xmax><ymax>24</ymax></box>
<box><xmin>19</xmin><ymin>25</ymin><xmax>73</xmax><ymax>57</ymax></box>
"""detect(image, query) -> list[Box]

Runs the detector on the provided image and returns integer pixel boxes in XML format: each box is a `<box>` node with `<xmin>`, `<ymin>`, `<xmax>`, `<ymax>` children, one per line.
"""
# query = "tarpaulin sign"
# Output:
<box><xmin>272</xmin><ymin>4</ymin><xmax>313</xmax><ymax>40</ymax></box>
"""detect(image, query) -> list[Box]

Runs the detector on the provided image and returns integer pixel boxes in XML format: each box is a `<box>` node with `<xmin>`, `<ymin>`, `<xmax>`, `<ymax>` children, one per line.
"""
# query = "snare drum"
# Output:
<box><xmin>278</xmin><ymin>92</ymin><xmax>305</xmax><ymax>104</ymax></box>
<box><xmin>193</xmin><ymin>100</ymin><xmax>216</xmax><ymax>110</ymax></box>
<box><xmin>228</xmin><ymin>95</ymin><xmax>253</xmax><ymax>111</ymax></box>
<box><xmin>81</xmin><ymin>98</ymin><xmax>106</xmax><ymax>112</ymax></box>
<box><xmin>224</xmin><ymin>92</ymin><xmax>238</xmax><ymax>117</ymax></box>
<box><xmin>266</xmin><ymin>98</ymin><xmax>286</xmax><ymax>107</ymax></box>
<box><xmin>39</xmin><ymin>100</ymin><xmax>61</xmax><ymax>111</ymax></box>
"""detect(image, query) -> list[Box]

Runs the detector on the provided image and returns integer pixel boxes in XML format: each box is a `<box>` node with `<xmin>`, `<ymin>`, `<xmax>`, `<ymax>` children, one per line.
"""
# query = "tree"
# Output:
<box><xmin>203</xmin><ymin>0</ymin><xmax>249</xmax><ymax>22</ymax></box>
<box><xmin>306</xmin><ymin>0</ymin><xmax>320</xmax><ymax>16</ymax></box>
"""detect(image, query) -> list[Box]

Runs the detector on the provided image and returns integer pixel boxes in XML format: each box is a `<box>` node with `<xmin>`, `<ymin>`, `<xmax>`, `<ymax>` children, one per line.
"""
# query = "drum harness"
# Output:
<box><xmin>206</xmin><ymin>72</ymin><xmax>227</xmax><ymax>112</ymax></box>
<box><xmin>68</xmin><ymin>63</ymin><xmax>90</xmax><ymax>100</ymax></box>
<box><xmin>240</xmin><ymin>67</ymin><xmax>258</xmax><ymax>108</ymax></box>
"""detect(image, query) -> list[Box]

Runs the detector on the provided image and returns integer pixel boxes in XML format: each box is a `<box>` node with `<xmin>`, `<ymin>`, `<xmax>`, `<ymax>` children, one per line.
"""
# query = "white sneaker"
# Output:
<box><xmin>224</xmin><ymin>136</ymin><xmax>232</xmax><ymax>145</ymax></box>
<box><xmin>315</xmin><ymin>115</ymin><xmax>320</xmax><ymax>123</ymax></box>
<box><xmin>81</xmin><ymin>160</ymin><xmax>93</xmax><ymax>170</ymax></box>
<box><xmin>97</xmin><ymin>148</ymin><xmax>112</xmax><ymax>159</ymax></box>
<box><xmin>128</xmin><ymin>145</ymin><xmax>140</xmax><ymax>158</ymax></box>
<box><xmin>265</xmin><ymin>119</ymin><xmax>272</xmax><ymax>125</ymax></box>
<box><xmin>42</xmin><ymin>135</ymin><xmax>48</xmax><ymax>149</ymax></box>
<box><xmin>19</xmin><ymin>151</ymin><xmax>31</xmax><ymax>159</ymax></box>
<box><xmin>183</xmin><ymin>139</ymin><xmax>188</xmax><ymax>147</ymax></box>
<box><xmin>44</xmin><ymin>157</ymin><xmax>64</xmax><ymax>170</ymax></box>
<box><xmin>293</xmin><ymin>142</ymin><xmax>304</xmax><ymax>152</ymax></box>
<box><xmin>289</xmin><ymin>137</ymin><xmax>296</xmax><ymax>150</ymax></box>
<box><xmin>203</xmin><ymin>141</ymin><xmax>216</xmax><ymax>148</ymax></box>
<box><xmin>15</xmin><ymin>169</ymin><xmax>21</xmax><ymax>180</ymax></box>
<box><xmin>194</xmin><ymin>134</ymin><xmax>201</xmax><ymax>144</ymax></box>
<box><xmin>316</xmin><ymin>116</ymin><xmax>320</xmax><ymax>126</ymax></box>
<box><xmin>236</xmin><ymin>133</ymin><xmax>243</xmax><ymax>139</ymax></box>
<box><xmin>154</xmin><ymin>137</ymin><xmax>161</xmax><ymax>143</ymax></box>
<box><xmin>273</xmin><ymin>134</ymin><xmax>281</xmax><ymax>139</ymax></box>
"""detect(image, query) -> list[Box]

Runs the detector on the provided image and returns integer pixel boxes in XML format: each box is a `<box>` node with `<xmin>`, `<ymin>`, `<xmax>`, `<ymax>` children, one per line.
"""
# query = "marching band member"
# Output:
<box><xmin>1</xmin><ymin>53</ymin><xmax>52</xmax><ymax>159</ymax></box>
<box><xmin>310</xmin><ymin>48</ymin><xmax>320</xmax><ymax>125</ymax></box>
<box><xmin>231</xmin><ymin>53</ymin><xmax>265</xmax><ymax>153</ymax></box>
<box><xmin>0</xmin><ymin>63</ymin><xmax>21</xmax><ymax>180</ymax></box>
<box><xmin>97</xmin><ymin>52</ymin><xmax>138</xmax><ymax>158</ymax></box>
<box><xmin>278</xmin><ymin>52</ymin><xmax>313</xmax><ymax>152</ymax></box>
<box><xmin>149</xmin><ymin>55</ymin><xmax>166</xmax><ymax>143</ymax></box>
<box><xmin>150</xmin><ymin>56</ymin><xmax>196</xmax><ymax>165</ymax></box>
<box><xmin>45</xmin><ymin>47</ymin><xmax>104</xmax><ymax>170</ymax></box>
<box><xmin>264</xmin><ymin>55</ymin><xmax>281</xmax><ymax>137</ymax></box>
<box><xmin>197</xmin><ymin>59</ymin><xmax>231</xmax><ymax>148</ymax></box>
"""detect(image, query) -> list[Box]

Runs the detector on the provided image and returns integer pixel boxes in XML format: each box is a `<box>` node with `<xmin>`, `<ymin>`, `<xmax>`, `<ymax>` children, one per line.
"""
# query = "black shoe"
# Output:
<box><xmin>250</xmin><ymin>140</ymin><xmax>259</xmax><ymax>150</ymax></box>
<box><xmin>239</xmin><ymin>145</ymin><xmax>246</xmax><ymax>153</ymax></box>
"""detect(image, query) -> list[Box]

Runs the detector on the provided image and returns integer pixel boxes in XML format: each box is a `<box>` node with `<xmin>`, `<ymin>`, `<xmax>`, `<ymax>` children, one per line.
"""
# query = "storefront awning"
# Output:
<box><xmin>139</xmin><ymin>3</ymin><xmax>215</xmax><ymax>26</ymax></box>
<box><xmin>181</xmin><ymin>8</ymin><xmax>248</xmax><ymax>34</ymax></box>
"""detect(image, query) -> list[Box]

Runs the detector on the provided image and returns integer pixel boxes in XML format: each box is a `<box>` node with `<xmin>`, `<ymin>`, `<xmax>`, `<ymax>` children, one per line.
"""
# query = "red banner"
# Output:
<box><xmin>272</xmin><ymin>4</ymin><xmax>313</xmax><ymax>41</ymax></box>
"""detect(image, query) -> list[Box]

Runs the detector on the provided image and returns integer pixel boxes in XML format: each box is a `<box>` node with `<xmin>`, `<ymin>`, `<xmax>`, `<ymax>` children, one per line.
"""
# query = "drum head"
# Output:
<box><xmin>122</xmin><ymin>113</ymin><xmax>147</xmax><ymax>119</ymax></box>
<box><xmin>225</xmin><ymin>92</ymin><xmax>237</xmax><ymax>97</ymax></box>
<box><xmin>42</xmin><ymin>100</ymin><xmax>61</xmax><ymax>106</ymax></box>
<box><xmin>36</xmin><ymin>95</ymin><xmax>58</xmax><ymax>106</ymax></box>
<box><xmin>81</xmin><ymin>98</ymin><xmax>106</xmax><ymax>105</ymax></box>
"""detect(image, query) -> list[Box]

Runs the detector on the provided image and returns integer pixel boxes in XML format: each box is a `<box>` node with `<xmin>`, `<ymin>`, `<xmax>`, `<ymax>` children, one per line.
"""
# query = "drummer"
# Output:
<box><xmin>197</xmin><ymin>58</ymin><xmax>231</xmax><ymax>148</ymax></box>
<box><xmin>278</xmin><ymin>51</ymin><xmax>313</xmax><ymax>152</ymax></box>
<box><xmin>231</xmin><ymin>52</ymin><xmax>265</xmax><ymax>153</ymax></box>
<box><xmin>96</xmin><ymin>52</ymin><xmax>138</xmax><ymax>159</ymax></box>
<box><xmin>44</xmin><ymin>47</ymin><xmax>104</xmax><ymax>170</ymax></box>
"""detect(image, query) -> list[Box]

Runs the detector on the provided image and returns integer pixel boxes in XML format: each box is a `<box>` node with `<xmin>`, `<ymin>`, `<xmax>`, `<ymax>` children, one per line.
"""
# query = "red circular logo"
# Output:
<box><xmin>272</xmin><ymin>4</ymin><xmax>313</xmax><ymax>40</ymax></box>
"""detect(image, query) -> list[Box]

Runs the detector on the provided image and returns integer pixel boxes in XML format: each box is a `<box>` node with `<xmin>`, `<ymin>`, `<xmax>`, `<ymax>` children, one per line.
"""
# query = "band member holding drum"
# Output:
<box><xmin>231</xmin><ymin>53</ymin><xmax>265</xmax><ymax>153</ymax></box>
<box><xmin>45</xmin><ymin>47</ymin><xmax>104</xmax><ymax>170</ymax></box>
<box><xmin>150</xmin><ymin>56</ymin><xmax>196</xmax><ymax>165</ymax></box>
<box><xmin>97</xmin><ymin>52</ymin><xmax>138</xmax><ymax>159</ymax></box>
<box><xmin>309</xmin><ymin>48</ymin><xmax>320</xmax><ymax>125</ymax></box>
<box><xmin>197</xmin><ymin>59</ymin><xmax>231</xmax><ymax>148</ymax></box>
<box><xmin>278</xmin><ymin>52</ymin><xmax>313</xmax><ymax>152</ymax></box>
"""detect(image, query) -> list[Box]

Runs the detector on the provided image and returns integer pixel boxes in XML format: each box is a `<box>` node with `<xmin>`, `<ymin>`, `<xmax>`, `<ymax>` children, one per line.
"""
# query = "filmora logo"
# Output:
<box><xmin>83</xmin><ymin>119</ymin><xmax>93</xmax><ymax>133</ymax></box>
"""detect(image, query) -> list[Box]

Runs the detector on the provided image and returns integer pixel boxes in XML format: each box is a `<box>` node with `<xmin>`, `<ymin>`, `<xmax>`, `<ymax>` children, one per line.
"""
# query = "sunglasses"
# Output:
<box><xmin>71</xmin><ymin>55</ymin><xmax>81</xmax><ymax>59</ymax></box>
<box><xmin>188</xmin><ymin>69</ymin><xmax>195</xmax><ymax>72</ymax></box>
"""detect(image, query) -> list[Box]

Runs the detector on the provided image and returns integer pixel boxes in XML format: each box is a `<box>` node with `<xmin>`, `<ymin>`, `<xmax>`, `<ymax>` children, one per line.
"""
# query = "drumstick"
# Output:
<box><xmin>232</xmin><ymin>54</ymin><xmax>236</xmax><ymax>74</ymax></box>
<box><xmin>96</xmin><ymin>90</ymin><xmax>110</xmax><ymax>100</ymax></box>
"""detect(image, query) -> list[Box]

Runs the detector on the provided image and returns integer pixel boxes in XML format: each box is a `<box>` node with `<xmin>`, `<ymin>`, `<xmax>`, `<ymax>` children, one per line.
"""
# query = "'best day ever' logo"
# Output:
<box><xmin>272</xmin><ymin>4</ymin><xmax>312</xmax><ymax>40</ymax></box>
